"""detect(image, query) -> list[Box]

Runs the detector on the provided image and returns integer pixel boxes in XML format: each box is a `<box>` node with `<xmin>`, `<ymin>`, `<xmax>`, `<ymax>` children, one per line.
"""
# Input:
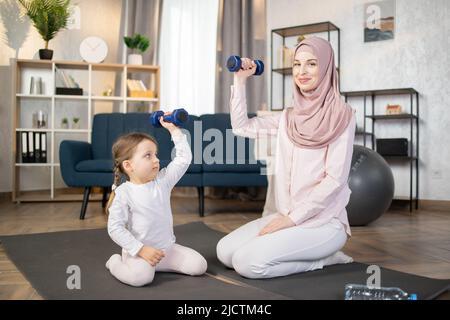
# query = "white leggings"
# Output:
<box><xmin>107</xmin><ymin>243</ymin><xmax>207</xmax><ymax>287</ymax></box>
<box><xmin>216</xmin><ymin>215</ymin><xmax>348</xmax><ymax>279</ymax></box>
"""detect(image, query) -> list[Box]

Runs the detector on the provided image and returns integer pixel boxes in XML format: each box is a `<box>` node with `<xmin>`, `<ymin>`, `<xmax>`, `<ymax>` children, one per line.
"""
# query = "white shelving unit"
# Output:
<box><xmin>11</xmin><ymin>58</ymin><xmax>160</xmax><ymax>202</ymax></box>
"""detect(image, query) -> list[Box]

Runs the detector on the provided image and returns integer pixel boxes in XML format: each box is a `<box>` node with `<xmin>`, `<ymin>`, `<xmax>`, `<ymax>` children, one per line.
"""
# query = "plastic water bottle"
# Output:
<box><xmin>344</xmin><ymin>284</ymin><xmax>418</xmax><ymax>300</ymax></box>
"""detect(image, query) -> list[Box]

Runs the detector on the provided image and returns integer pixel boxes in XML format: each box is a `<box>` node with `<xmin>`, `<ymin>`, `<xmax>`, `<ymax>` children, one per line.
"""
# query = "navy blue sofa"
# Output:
<box><xmin>60</xmin><ymin>113</ymin><xmax>267</xmax><ymax>219</ymax></box>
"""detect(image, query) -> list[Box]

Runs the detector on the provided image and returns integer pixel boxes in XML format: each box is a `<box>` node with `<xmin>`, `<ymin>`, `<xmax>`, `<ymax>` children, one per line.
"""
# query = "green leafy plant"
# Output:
<box><xmin>18</xmin><ymin>0</ymin><xmax>71</xmax><ymax>49</ymax></box>
<box><xmin>62</xmin><ymin>117</ymin><xmax>68</xmax><ymax>124</ymax></box>
<box><xmin>123</xmin><ymin>33</ymin><xmax>150</xmax><ymax>54</ymax></box>
<box><xmin>72</xmin><ymin>117</ymin><xmax>79</xmax><ymax>124</ymax></box>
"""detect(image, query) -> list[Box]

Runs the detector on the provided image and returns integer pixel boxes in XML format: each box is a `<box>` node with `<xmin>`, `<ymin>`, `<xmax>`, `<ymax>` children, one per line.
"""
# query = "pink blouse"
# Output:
<box><xmin>230</xmin><ymin>84</ymin><xmax>356</xmax><ymax>236</ymax></box>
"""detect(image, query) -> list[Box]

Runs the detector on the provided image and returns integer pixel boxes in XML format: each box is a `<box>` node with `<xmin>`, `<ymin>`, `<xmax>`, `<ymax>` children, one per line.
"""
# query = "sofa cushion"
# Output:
<box><xmin>202</xmin><ymin>163</ymin><xmax>265</xmax><ymax>173</ymax></box>
<box><xmin>159</xmin><ymin>160</ymin><xmax>202</xmax><ymax>173</ymax></box>
<box><xmin>176</xmin><ymin>173</ymin><xmax>203</xmax><ymax>187</ymax></box>
<box><xmin>75</xmin><ymin>159</ymin><xmax>113</xmax><ymax>172</ymax></box>
<box><xmin>202</xmin><ymin>172</ymin><xmax>267</xmax><ymax>187</ymax></box>
<box><xmin>200</xmin><ymin>113</ymin><xmax>259</xmax><ymax>172</ymax></box>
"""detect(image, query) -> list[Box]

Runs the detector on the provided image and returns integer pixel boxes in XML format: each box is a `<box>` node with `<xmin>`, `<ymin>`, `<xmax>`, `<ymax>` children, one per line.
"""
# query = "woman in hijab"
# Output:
<box><xmin>216</xmin><ymin>37</ymin><xmax>356</xmax><ymax>279</ymax></box>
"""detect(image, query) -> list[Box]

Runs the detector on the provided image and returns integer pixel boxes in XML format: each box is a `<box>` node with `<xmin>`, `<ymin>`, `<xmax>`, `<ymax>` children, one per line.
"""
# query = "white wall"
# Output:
<box><xmin>266</xmin><ymin>0</ymin><xmax>450</xmax><ymax>201</ymax></box>
<box><xmin>0</xmin><ymin>0</ymin><xmax>122</xmax><ymax>193</ymax></box>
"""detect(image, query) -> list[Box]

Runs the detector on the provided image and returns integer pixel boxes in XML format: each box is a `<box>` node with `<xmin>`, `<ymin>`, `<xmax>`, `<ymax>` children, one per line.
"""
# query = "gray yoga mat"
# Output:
<box><xmin>0</xmin><ymin>226</ymin><xmax>287</xmax><ymax>300</ymax></box>
<box><xmin>1</xmin><ymin>222</ymin><xmax>449</xmax><ymax>300</ymax></box>
<box><xmin>174</xmin><ymin>222</ymin><xmax>450</xmax><ymax>300</ymax></box>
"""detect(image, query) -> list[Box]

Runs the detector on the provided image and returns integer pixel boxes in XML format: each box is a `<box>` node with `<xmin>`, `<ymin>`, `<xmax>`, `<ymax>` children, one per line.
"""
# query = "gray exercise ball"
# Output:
<box><xmin>346</xmin><ymin>145</ymin><xmax>395</xmax><ymax>226</ymax></box>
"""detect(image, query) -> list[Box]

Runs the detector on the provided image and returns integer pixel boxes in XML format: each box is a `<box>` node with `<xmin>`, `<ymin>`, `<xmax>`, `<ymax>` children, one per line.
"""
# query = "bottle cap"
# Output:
<box><xmin>409</xmin><ymin>293</ymin><xmax>418</xmax><ymax>300</ymax></box>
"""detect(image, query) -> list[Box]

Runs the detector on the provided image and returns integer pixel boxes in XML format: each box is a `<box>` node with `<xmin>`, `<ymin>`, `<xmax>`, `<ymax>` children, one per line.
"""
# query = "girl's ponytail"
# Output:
<box><xmin>105</xmin><ymin>162</ymin><xmax>123</xmax><ymax>215</ymax></box>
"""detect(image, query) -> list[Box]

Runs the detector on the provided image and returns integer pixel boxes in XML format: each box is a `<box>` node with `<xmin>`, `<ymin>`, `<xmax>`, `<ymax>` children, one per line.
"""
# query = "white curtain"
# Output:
<box><xmin>159</xmin><ymin>0</ymin><xmax>219</xmax><ymax>116</ymax></box>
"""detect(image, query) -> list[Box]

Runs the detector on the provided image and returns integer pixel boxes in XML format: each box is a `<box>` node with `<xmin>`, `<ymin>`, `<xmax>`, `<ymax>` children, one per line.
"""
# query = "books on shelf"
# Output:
<box><xmin>277</xmin><ymin>45</ymin><xmax>294</xmax><ymax>69</ymax></box>
<box><xmin>127</xmin><ymin>79</ymin><xmax>147</xmax><ymax>91</ymax></box>
<box><xmin>127</xmin><ymin>79</ymin><xmax>155</xmax><ymax>98</ymax></box>
<box><xmin>55</xmin><ymin>67</ymin><xmax>83</xmax><ymax>95</ymax></box>
<box><xmin>55</xmin><ymin>67</ymin><xmax>79</xmax><ymax>88</ymax></box>
<box><xmin>16</xmin><ymin>131</ymin><xmax>47</xmax><ymax>163</ymax></box>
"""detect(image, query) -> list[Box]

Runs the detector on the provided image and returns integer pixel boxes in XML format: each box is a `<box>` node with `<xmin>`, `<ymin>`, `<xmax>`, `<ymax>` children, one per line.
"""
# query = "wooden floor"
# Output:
<box><xmin>0</xmin><ymin>195</ymin><xmax>449</xmax><ymax>300</ymax></box>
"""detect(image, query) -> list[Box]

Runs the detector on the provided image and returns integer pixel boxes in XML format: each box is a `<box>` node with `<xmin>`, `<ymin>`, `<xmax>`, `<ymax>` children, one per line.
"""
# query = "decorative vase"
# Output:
<box><xmin>33</xmin><ymin>110</ymin><xmax>48</xmax><ymax>128</ymax></box>
<box><xmin>39</xmin><ymin>49</ymin><xmax>53</xmax><ymax>60</ymax></box>
<box><xmin>128</xmin><ymin>54</ymin><xmax>143</xmax><ymax>65</ymax></box>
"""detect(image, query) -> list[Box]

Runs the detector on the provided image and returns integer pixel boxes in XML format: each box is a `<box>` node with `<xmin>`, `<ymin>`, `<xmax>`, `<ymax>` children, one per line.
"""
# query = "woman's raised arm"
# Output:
<box><xmin>230</xmin><ymin>83</ymin><xmax>280</xmax><ymax>139</ymax></box>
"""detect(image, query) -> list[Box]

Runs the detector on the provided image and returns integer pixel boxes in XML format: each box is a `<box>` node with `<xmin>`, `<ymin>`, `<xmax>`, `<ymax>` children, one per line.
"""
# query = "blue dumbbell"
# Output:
<box><xmin>226</xmin><ymin>55</ymin><xmax>264</xmax><ymax>76</ymax></box>
<box><xmin>150</xmin><ymin>108</ymin><xmax>189</xmax><ymax>127</ymax></box>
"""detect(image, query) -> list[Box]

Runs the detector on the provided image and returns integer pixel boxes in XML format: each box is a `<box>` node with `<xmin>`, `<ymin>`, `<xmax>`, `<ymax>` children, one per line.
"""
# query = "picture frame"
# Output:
<box><xmin>364</xmin><ymin>0</ymin><xmax>396</xmax><ymax>42</ymax></box>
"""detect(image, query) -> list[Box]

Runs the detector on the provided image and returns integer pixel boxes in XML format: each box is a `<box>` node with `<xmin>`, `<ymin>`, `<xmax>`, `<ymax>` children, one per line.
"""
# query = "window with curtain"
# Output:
<box><xmin>159</xmin><ymin>0</ymin><xmax>219</xmax><ymax>116</ymax></box>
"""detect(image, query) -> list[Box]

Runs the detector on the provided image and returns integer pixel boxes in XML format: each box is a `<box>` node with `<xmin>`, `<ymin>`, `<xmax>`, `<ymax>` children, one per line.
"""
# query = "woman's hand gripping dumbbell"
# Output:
<box><xmin>227</xmin><ymin>55</ymin><xmax>264</xmax><ymax>85</ymax></box>
<box><xmin>150</xmin><ymin>108</ymin><xmax>189</xmax><ymax>128</ymax></box>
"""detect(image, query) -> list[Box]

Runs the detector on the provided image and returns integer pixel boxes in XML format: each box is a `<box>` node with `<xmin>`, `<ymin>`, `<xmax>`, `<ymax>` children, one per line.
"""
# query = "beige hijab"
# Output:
<box><xmin>285</xmin><ymin>36</ymin><xmax>354</xmax><ymax>149</ymax></box>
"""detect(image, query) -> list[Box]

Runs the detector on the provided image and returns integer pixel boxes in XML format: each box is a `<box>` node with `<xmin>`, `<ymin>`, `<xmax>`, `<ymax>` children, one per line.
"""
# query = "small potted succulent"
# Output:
<box><xmin>61</xmin><ymin>117</ymin><xmax>69</xmax><ymax>129</ymax></box>
<box><xmin>72</xmin><ymin>117</ymin><xmax>80</xmax><ymax>129</ymax></box>
<box><xmin>124</xmin><ymin>33</ymin><xmax>150</xmax><ymax>65</ymax></box>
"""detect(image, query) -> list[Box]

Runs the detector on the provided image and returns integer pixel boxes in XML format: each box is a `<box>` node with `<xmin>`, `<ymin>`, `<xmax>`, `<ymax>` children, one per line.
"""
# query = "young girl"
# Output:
<box><xmin>105</xmin><ymin>113</ymin><xmax>207</xmax><ymax>287</ymax></box>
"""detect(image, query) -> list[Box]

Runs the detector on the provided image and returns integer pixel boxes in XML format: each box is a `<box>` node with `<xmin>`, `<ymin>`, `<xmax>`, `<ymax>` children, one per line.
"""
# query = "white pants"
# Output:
<box><xmin>107</xmin><ymin>243</ymin><xmax>207</xmax><ymax>287</ymax></box>
<box><xmin>216</xmin><ymin>214</ymin><xmax>348</xmax><ymax>279</ymax></box>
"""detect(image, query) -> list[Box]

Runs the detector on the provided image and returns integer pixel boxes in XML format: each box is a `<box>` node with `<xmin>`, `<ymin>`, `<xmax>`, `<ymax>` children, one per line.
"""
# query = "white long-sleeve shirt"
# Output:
<box><xmin>107</xmin><ymin>130</ymin><xmax>192</xmax><ymax>256</ymax></box>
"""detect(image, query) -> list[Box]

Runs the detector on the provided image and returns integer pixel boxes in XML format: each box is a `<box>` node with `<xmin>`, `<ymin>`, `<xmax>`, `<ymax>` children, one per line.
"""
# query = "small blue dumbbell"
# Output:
<box><xmin>150</xmin><ymin>108</ymin><xmax>189</xmax><ymax>127</ymax></box>
<box><xmin>226</xmin><ymin>55</ymin><xmax>264</xmax><ymax>76</ymax></box>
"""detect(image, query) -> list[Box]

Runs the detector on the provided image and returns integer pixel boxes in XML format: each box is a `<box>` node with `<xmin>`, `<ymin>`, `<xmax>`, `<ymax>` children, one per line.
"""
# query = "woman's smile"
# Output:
<box><xmin>299</xmin><ymin>77</ymin><xmax>312</xmax><ymax>84</ymax></box>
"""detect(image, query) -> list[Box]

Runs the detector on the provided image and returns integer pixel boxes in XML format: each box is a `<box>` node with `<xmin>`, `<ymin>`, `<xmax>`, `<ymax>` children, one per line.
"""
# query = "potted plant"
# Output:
<box><xmin>18</xmin><ymin>0</ymin><xmax>72</xmax><ymax>60</ymax></box>
<box><xmin>72</xmin><ymin>117</ymin><xmax>80</xmax><ymax>129</ymax></box>
<box><xmin>124</xmin><ymin>33</ymin><xmax>150</xmax><ymax>65</ymax></box>
<box><xmin>61</xmin><ymin>117</ymin><xmax>68</xmax><ymax>129</ymax></box>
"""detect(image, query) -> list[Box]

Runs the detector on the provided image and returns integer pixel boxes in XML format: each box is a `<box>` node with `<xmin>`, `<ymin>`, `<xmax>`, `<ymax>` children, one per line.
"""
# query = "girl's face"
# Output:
<box><xmin>124</xmin><ymin>139</ymin><xmax>160</xmax><ymax>184</ymax></box>
<box><xmin>293</xmin><ymin>50</ymin><xmax>319</xmax><ymax>93</ymax></box>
